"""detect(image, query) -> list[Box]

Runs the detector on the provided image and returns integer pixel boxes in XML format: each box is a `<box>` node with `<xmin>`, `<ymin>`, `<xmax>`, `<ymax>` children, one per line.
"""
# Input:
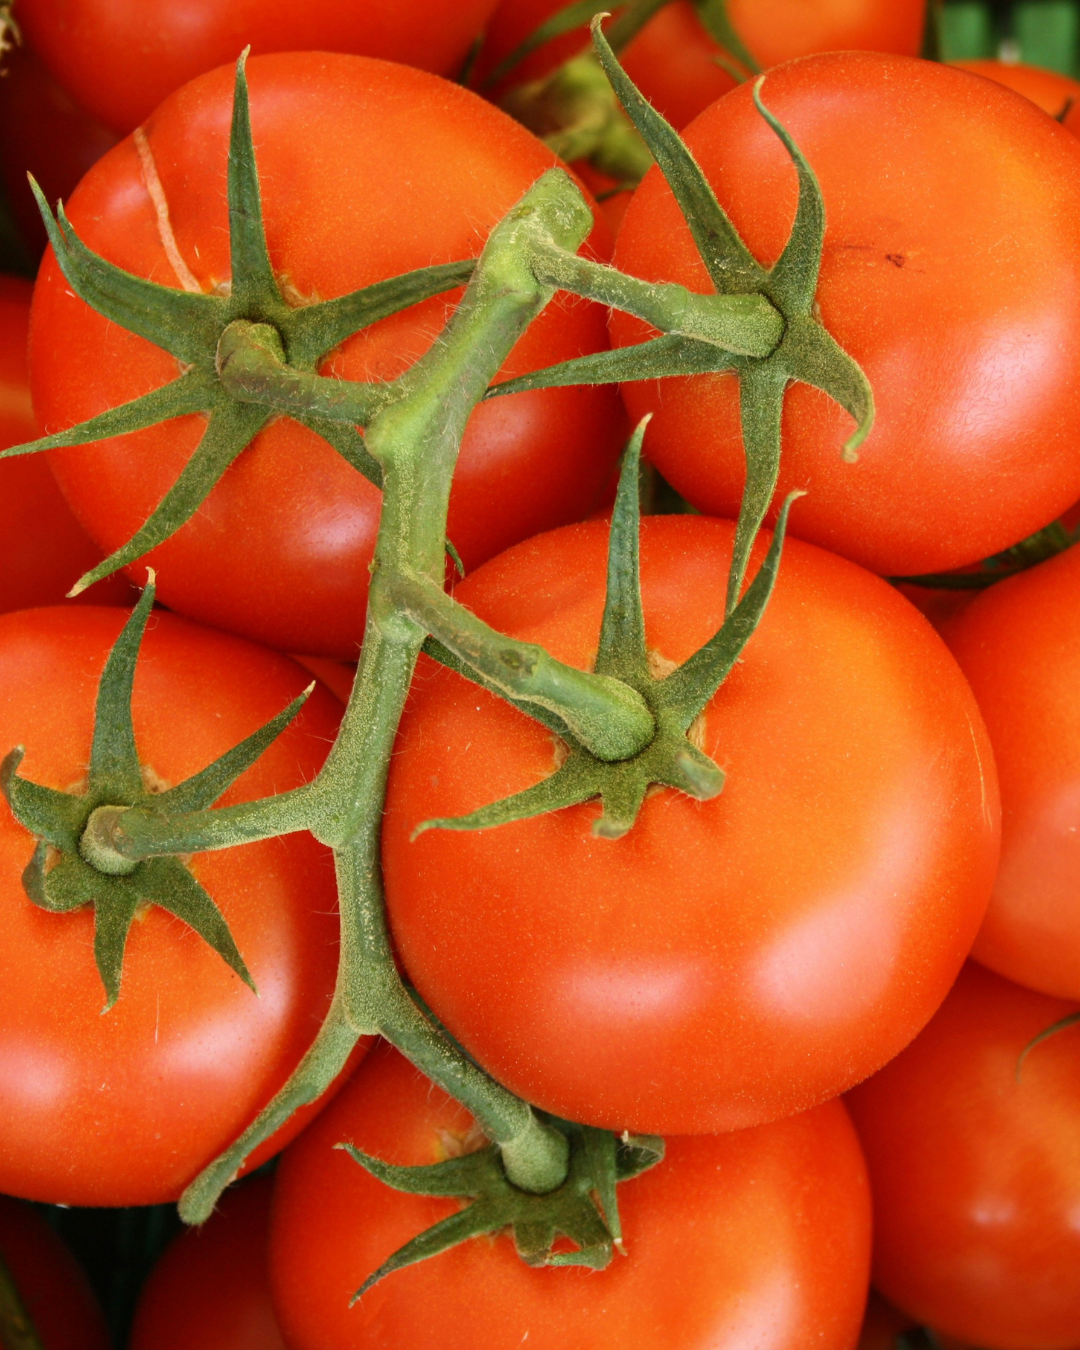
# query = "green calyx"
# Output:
<box><xmin>2</xmin><ymin>51</ymin><xmax>474</xmax><ymax>595</ymax></box>
<box><xmin>0</xmin><ymin>580</ymin><xmax>312</xmax><ymax>1009</ymax></box>
<box><xmin>493</xmin><ymin>20</ymin><xmax>873</xmax><ymax>616</ymax></box>
<box><xmin>420</xmin><ymin>418</ymin><xmax>798</xmax><ymax>840</ymax></box>
<box><xmin>341</xmin><ymin>1119</ymin><xmax>663</xmax><ymax>1296</ymax></box>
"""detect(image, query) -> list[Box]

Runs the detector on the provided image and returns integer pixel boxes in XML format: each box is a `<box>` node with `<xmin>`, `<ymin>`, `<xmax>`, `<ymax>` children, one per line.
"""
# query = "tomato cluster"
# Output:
<box><xmin>1</xmin><ymin>1</ymin><xmax>1080</xmax><ymax>1347</ymax></box>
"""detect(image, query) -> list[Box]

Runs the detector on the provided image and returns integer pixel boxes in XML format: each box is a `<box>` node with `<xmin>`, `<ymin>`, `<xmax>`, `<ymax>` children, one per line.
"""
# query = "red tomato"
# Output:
<box><xmin>477</xmin><ymin>0</ymin><xmax>923</xmax><ymax>130</ymax></box>
<box><xmin>0</xmin><ymin>42</ymin><xmax>117</xmax><ymax>260</ymax></box>
<box><xmin>951</xmin><ymin>59</ymin><xmax>1080</xmax><ymax>120</ymax></box>
<box><xmin>0</xmin><ymin>1194</ymin><xmax>110</xmax><ymax>1350</ymax></box>
<box><xmin>857</xmin><ymin>1291</ymin><xmax>918</xmax><ymax>1350</ymax></box>
<box><xmin>0</xmin><ymin>276</ymin><xmax>134</xmax><ymax>611</ymax></box>
<box><xmin>943</xmin><ymin>542</ymin><xmax>1080</xmax><ymax>999</ymax></box>
<box><xmin>612</xmin><ymin>54</ymin><xmax>1080</xmax><ymax>576</ymax></box>
<box><xmin>17</xmin><ymin>0</ymin><xmax>502</xmax><ymax>135</ymax></box>
<box><xmin>381</xmin><ymin>516</ymin><xmax>1000</xmax><ymax>1134</ymax></box>
<box><xmin>31</xmin><ymin>53</ymin><xmax>625</xmax><ymax>660</ymax></box>
<box><xmin>0</xmin><ymin>605</ymin><xmax>365</xmax><ymax>1205</ymax></box>
<box><xmin>270</xmin><ymin>1042</ymin><xmax>872</xmax><ymax>1350</ymax></box>
<box><xmin>130</xmin><ymin>1175</ymin><xmax>285</xmax><ymax>1350</ymax></box>
<box><xmin>846</xmin><ymin>962</ymin><xmax>1080</xmax><ymax>1350</ymax></box>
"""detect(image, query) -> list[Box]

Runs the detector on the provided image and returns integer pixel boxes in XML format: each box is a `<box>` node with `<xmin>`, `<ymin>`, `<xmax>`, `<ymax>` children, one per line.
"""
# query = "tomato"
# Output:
<box><xmin>270</xmin><ymin>1041</ymin><xmax>871</xmax><ymax>1350</ymax></box>
<box><xmin>0</xmin><ymin>42</ymin><xmax>117</xmax><ymax>261</ymax></box>
<box><xmin>612</xmin><ymin>54</ymin><xmax>1080</xmax><ymax>577</ymax></box>
<box><xmin>130</xmin><ymin>1174</ymin><xmax>285</xmax><ymax>1350</ymax></box>
<box><xmin>951</xmin><ymin>59</ymin><xmax>1080</xmax><ymax>119</ymax></box>
<box><xmin>0</xmin><ymin>604</ymin><xmax>364</xmax><ymax>1205</ymax></box>
<box><xmin>17</xmin><ymin>0</ymin><xmax>502</xmax><ymax>135</ymax></box>
<box><xmin>477</xmin><ymin>0</ymin><xmax>923</xmax><ymax>130</ymax></box>
<box><xmin>30</xmin><ymin>52</ymin><xmax>625</xmax><ymax>660</ymax></box>
<box><xmin>942</xmin><ymin>542</ymin><xmax>1080</xmax><ymax>999</ymax></box>
<box><xmin>381</xmin><ymin>515</ymin><xmax>999</xmax><ymax>1134</ymax></box>
<box><xmin>846</xmin><ymin>962</ymin><xmax>1080</xmax><ymax>1350</ymax></box>
<box><xmin>0</xmin><ymin>1194</ymin><xmax>110</xmax><ymax>1350</ymax></box>
<box><xmin>0</xmin><ymin>276</ymin><xmax>134</xmax><ymax>611</ymax></box>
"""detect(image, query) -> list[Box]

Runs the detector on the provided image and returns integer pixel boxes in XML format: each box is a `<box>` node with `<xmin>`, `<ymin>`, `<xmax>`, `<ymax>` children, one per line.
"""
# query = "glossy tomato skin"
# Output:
<box><xmin>31</xmin><ymin>53</ymin><xmax>625</xmax><ymax>659</ymax></box>
<box><xmin>0</xmin><ymin>605</ymin><xmax>365</xmax><ymax>1206</ymax></box>
<box><xmin>477</xmin><ymin>0</ymin><xmax>922</xmax><ymax>130</ymax></box>
<box><xmin>612</xmin><ymin>54</ymin><xmax>1080</xmax><ymax>577</ymax></box>
<box><xmin>18</xmin><ymin>0</ymin><xmax>501</xmax><ymax>135</ymax></box>
<box><xmin>381</xmin><ymin>516</ymin><xmax>1000</xmax><ymax>1135</ymax></box>
<box><xmin>130</xmin><ymin>1174</ymin><xmax>286</xmax><ymax>1350</ymax></box>
<box><xmin>0</xmin><ymin>1195</ymin><xmax>110</xmax><ymax>1350</ymax></box>
<box><xmin>944</xmin><ymin>543</ymin><xmax>1080</xmax><ymax>999</ymax></box>
<box><xmin>270</xmin><ymin>1042</ymin><xmax>872</xmax><ymax>1350</ymax></box>
<box><xmin>0</xmin><ymin>276</ymin><xmax>134</xmax><ymax>612</ymax></box>
<box><xmin>846</xmin><ymin>962</ymin><xmax>1080</xmax><ymax>1350</ymax></box>
<box><xmin>952</xmin><ymin>59</ymin><xmax>1080</xmax><ymax>119</ymax></box>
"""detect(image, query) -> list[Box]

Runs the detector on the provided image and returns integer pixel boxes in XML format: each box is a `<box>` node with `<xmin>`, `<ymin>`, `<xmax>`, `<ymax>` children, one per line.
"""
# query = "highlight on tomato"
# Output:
<box><xmin>846</xmin><ymin>962</ymin><xmax>1080</xmax><ymax>1350</ymax></box>
<box><xmin>611</xmin><ymin>52</ymin><xmax>1080</xmax><ymax>578</ymax></box>
<box><xmin>382</xmin><ymin>513</ymin><xmax>1000</xmax><ymax>1135</ymax></box>
<box><xmin>270</xmin><ymin>1042</ymin><xmax>872</xmax><ymax>1350</ymax></box>
<box><xmin>29</xmin><ymin>51</ymin><xmax>626</xmax><ymax>659</ymax></box>
<box><xmin>0</xmin><ymin>602</ymin><xmax>364</xmax><ymax>1205</ymax></box>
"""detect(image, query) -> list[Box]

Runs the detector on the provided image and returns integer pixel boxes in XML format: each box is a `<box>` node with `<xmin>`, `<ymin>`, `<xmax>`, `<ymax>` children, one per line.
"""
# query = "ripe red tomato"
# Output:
<box><xmin>0</xmin><ymin>605</ymin><xmax>364</xmax><ymax>1206</ymax></box>
<box><xmin>130</xmin><ymin>1175</ymin><xmax>285</xmax><ymax>1350</ymax></box>
<box><xmin>0</xmin><ymin>1194</ymin><xmax>110</xmax><ymax>1350</ymax></box>
<box><xmin>17</xmin><ymin>0</ymin><xmax>502</xmax><ymax>135</ymax></box>
<box><xmin>846</xmin><ymin>962</ymin><xmax>1080</xmax><ymax>1350</ymax></box>
<box><xmin>477</xmin><ymin>0</ymin><xmax>923</xmax><ymax>130</ymax></box>
<box><xmin>381</xmin><ymin>516</ymin><xmax>1000</xmax><ymax>1135</ymax></box>
<box><xmin>612</xmin><ymin>54</ymin><xmax>1080</xmax><ymax>577</ymax></box>
<box><xmin>943</xmin><ymin>542</ymin><xmax>1080</xmax><ymax>1000</ymax></box>
<box><xmin>0</xmin><ymin>276</ymin><xmax>133</xmax><ymax>611</ymax></box>
<box><xmin>270</xmin><ymin>1042</ymin><xmax>872</xmax><ymax>1350</ymax></box>
<box><xmin>30</xmin><ymin>52</ymin><xmax>625</xmax><ymax>659</ymax></box>
<box><xmin>951</xmin><ymin>59</ymin><xmax>1080</xmax><ymax>119</ymax></box>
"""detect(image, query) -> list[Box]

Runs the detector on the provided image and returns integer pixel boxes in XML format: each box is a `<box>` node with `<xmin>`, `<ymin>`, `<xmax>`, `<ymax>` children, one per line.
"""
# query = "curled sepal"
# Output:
<box><xmin>487</xmin><ymin>335</ymin><xmax>738</xmax><ymax>398</ymax></box>
<box><xmin>340</xmin><ymin>1119</ymin><xmax>665</xmax><ymax>1297</ymax></box>
<box><xmin>692</xmin><ymin>0</ymin><xmax>759</xmax><ymax>74</ymax></box>
<box><xmin>0</xmin><ymin>583</ymin><xmax>304</xmax><ymax>1007</ymax></box>
<box><xmin>1017</xmin><ymin>1012</ymin><xmax>1080</xmax><ymax>1080</ymax></box>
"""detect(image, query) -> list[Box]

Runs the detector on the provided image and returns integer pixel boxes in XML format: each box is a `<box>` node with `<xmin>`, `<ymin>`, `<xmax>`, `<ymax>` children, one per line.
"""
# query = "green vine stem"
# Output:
<box><xmin>180</xmin><ymin>167</ymin><xmax>599</xmax><ymax>1220</ymax></box>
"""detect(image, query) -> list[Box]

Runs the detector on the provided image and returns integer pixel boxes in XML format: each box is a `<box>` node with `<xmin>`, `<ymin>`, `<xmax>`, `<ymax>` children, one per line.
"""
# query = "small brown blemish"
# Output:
<box><xmin>885</xmin><ymin>253</ymin><xmax>906</xmax><ymax>269</ymax></box>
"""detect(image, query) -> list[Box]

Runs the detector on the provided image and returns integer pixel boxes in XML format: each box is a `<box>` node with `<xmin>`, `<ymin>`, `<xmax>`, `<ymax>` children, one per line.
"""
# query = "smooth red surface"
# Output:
<box><xmin>18</xmin><ymin>0</ymin><xmax>502</xmax><ymax>134</ymax></box>
<box><xmin>847</xmin><ymin>963</ymin><xmax>1080</xmax><ymax>1350</ymax></box>
<box><xmin>270</xmin><ymin>1042</ymin><xmax>871</xmax><ymax>1350</ymax></box>
<box><xmin>130</xmin><ymin>1175</ymin><xmax>286</xmax><ymax>1350</ymax></box>
<box><xmin>31</xmin><ymin>52</ymin><xmax>625</xmax><ymax>658</ymax></box>
<box><xmin>612</xmin><ymin>54</ymin><xmax>1080</xmax><ymax>576</ymax></box>
<box><xmin>0</xmin><ymin>605</ymin><xmax>364</xmax><ymax>1205</ymax></box>
<box><xmin>0</xmin><ymin>276</ymin><xmax>133</xmax><ymax>610</ymax></box>
<box><xmin>0</xmin><ymin>1195</ymin><xmax>110</xmax><ymax>1350</ymax></box>
<box><xmin>952</xmin><ymin>59</ymin><xmax>1080</xmax><ymax>119</ymax></box>
<box><xmin>382</xmin><ymin>516</ymin><xmax>1000</xmax><ymax>1134</ymax></box>
<box><xmin>945</xmin><ymin>544</ymin><xmax>1080</xmax><ymax>998</ymax></box>
<box><xmin>477</xmin><ymin>0</ymin><xmax>922</xmax><ymax>129</ymax></box>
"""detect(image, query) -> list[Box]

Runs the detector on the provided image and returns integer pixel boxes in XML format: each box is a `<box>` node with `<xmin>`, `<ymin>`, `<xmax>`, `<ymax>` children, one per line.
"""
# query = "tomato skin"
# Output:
<box><xmin>382</xmin><ymin>516</ymin><xmax>999</xmax><ymax>1135</ymax></box>
<box><xmin>943</xmin><ymin>543</ymin><xmax>1080</xmax><ymax>999</ymax></box>
<box><xmin>0</xmin><ymin>277</ymin><xmax>134</xmax><ymax>612</ymax></box>
<box><xmin>0</xmin><ymin>605</ymin><xmax>364</xmax><ymax>1206</ymax></box>
<box><xmin>270</xmin><ymin>1042</ymin><xmax>872</xmax><ymax>1350</ymax></box>
<box><xmin>846</xmin><ymin>962</ymin><xmax>1080</xmax><ymax>1350</ymax></box>
<box><xmin>951</xmin><ymin>59</ymin><xmax>1080</xmax><ymax>120</ymax></box>
<box><xmin>612</xmin><ymin>54</ymin><xmax>1080</xmax><ymax>577</ymax></box>
<box><xmin>18</xmin><ymin>0</ymin><xmax>502</xmax><ymax>135</ymax></box>
<box><xmin>0</xmin><ymin>1195</ymin><xmax>110</xmax><ymax>1350</ymax></box>
<box><xmin>130</xmin><ymin>1175</ymin><xmax>286</xmax><ymax>1350</ymax></box>
<box><xmin>477</xmin><ymin>0</ymin><xmax>922</xmax><ymax>130</ymax></box>
<box><xmin>31</xmin><ymin>52</ymin><xmax>625</xmax><ymax>660</ymax></box>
